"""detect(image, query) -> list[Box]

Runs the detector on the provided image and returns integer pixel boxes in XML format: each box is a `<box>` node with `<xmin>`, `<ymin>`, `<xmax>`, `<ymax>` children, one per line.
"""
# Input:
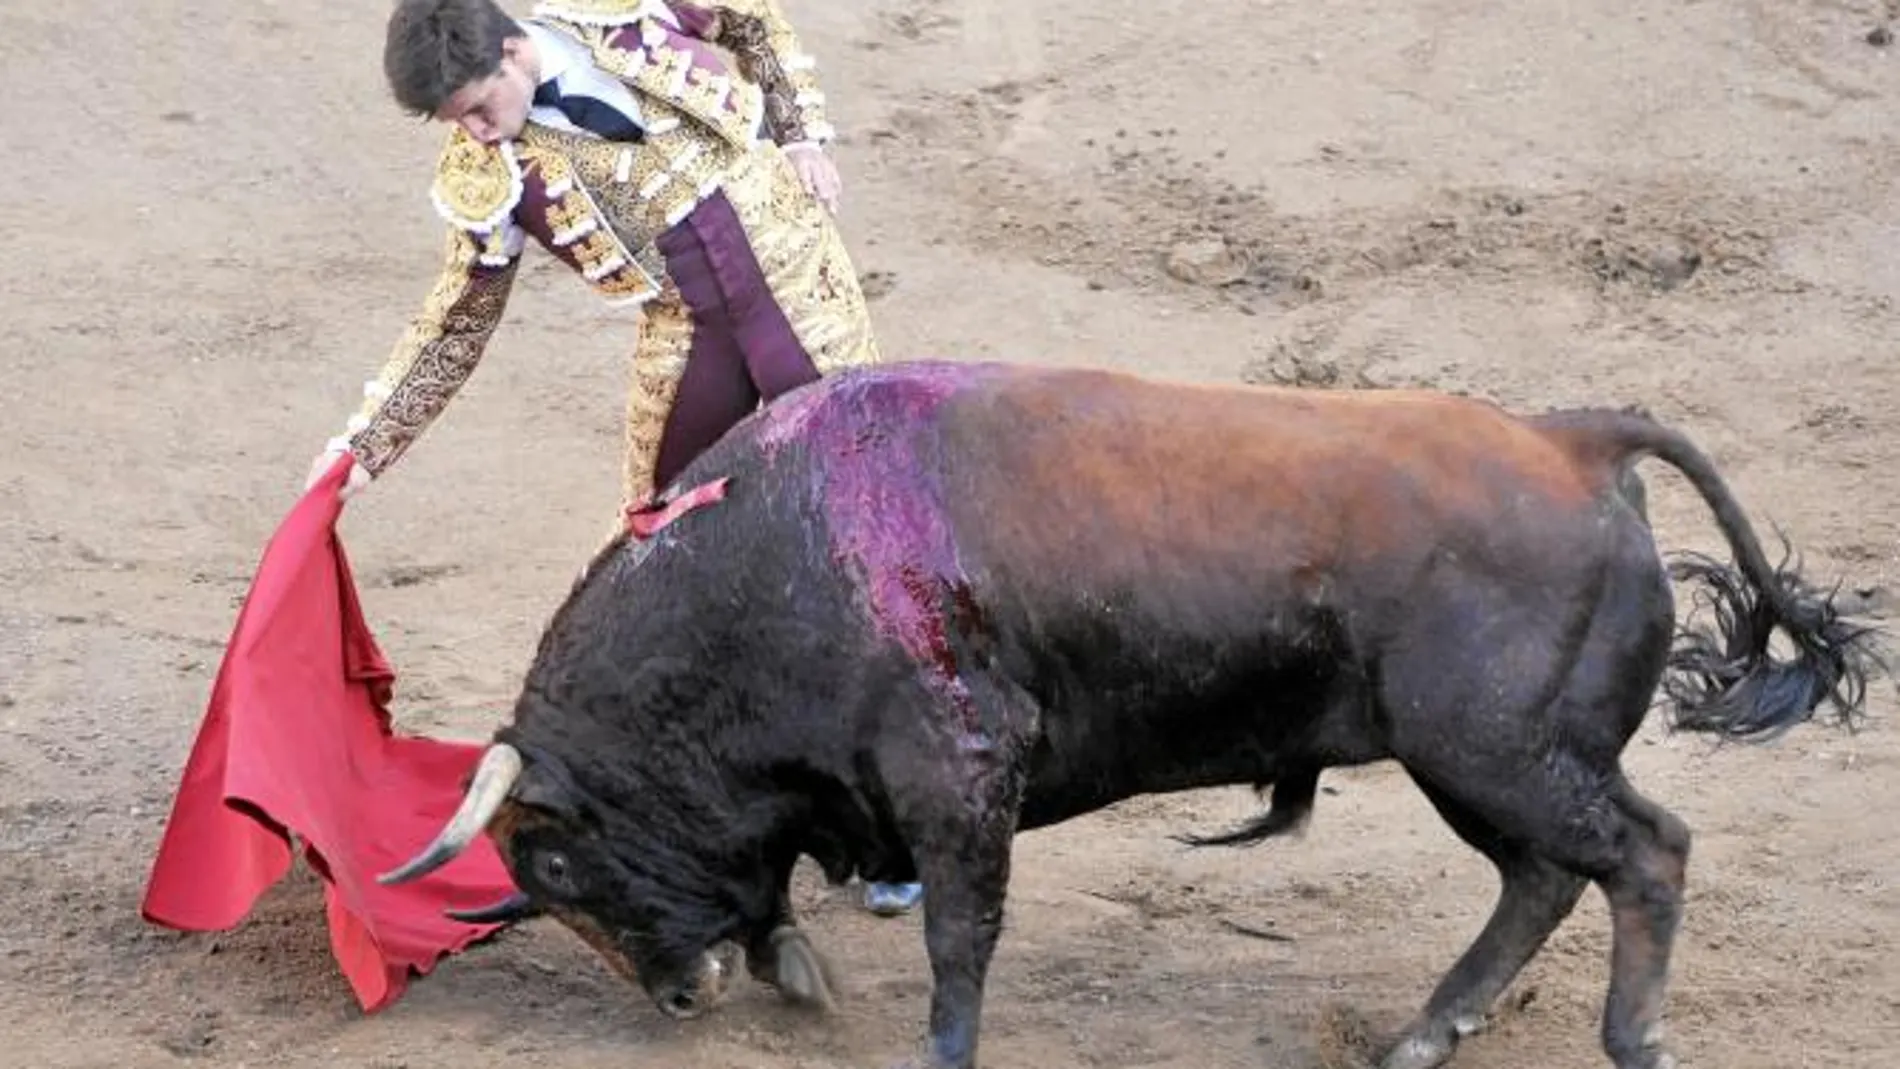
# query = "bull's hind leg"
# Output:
<box><xmin>1391</xmin><ymin>761</ymin><xmax>1690</xmax><ymax>1069</ymax></box>
<box><xmin>1385</xmin><ymin>505</ymin><xmax>1690</xmax><ymax>1067</ymax></box>
<box><xmin>1596</xmin><ymin>778</ymin><xmax>1692</xmax><ymax>1069</ymax></box>
<box><xmin>1380</xmin><ymin>782</ymin><xmax>1588</xmax><ymax>1069</ymax></box>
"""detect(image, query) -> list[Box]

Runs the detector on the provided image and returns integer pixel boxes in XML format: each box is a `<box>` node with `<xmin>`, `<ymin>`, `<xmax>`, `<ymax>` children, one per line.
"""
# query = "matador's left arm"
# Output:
<box><xmin>677</xmin><ymin>0</ymin><xmax>836</xmax><ymax>147</ymax></box>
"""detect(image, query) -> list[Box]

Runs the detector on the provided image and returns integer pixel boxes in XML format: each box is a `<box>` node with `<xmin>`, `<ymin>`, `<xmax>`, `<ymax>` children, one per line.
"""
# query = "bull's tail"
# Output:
<box><xmin>1534</xmin><ymin>407</ymin><xmax>1885</xmax><ymax>741</ymax></box>
<box><xmin>1177</xmin><ymin>766</ymin><xmax>1321</xmax><ymax>849</ymax></box>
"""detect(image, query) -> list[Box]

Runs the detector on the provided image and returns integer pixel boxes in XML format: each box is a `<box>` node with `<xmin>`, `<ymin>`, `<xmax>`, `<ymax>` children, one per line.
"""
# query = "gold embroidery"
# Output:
<box><xmin>575</xmin><ymin>229</ymin><xmax>629</xmax><ymax>279</ymax></box>
<box><xmin>543</xmin><ymin>188</ymin><xmax>598</xmax><ymax>244</ymax></box>
<box><xmin>518</xmin><ymin>121</ymin><xmax>736</xmax><ymax>274</ymax></box>
<box><xmin>552</xmin><ymin>22</ymin><xmax>763</xmax><ymax>149</ymax></box>
<box><xmin>622</xmin><ymin>288</ymin><xmax>694</xmax><ymax>502</ymax></box>
<box><xmin>347</xmin><ymin>229</ymin><xmax>520</xmax><ymax>476</ymax></box>
<box><xmin>712</xmin><ymin>5</ymin><xmax>801</xmax><ymax>144</ymax></box>
<box><xmin>531</xmin><ymin>0</ymin><xmax>650</xmax><ymax>26</ymax></box>
<box><xmin>532</xmin><ymin>146</ymin><xmax>577</xmax><ymax>197</ymax></box>
<box><xmin>720</xmin><ymin>145</ymin><xmax>880</xmax><ymax>375</ymax></box>
<box><xmin>679</xmin><ymin>63</ymin><xmax>764</xmax><ymax>142</ymax></box>
<box><xmin>598</xmin><ymin>261</ymin><xmax>664</xmax><ymax>305</ymax></box>
<box><xmin>516</xmin><ymin>128</ymin><xmax>663</xmax><ymax>304</ymax></box>
<box><xmin>429</xmin><ymin>130</ymin><xmax>524</xmax><ymax>232</ymax></box>
<box><xmin>709</xmin><ymin>0</ymin><xmax>832</xmax><ymax>144</ymax></box>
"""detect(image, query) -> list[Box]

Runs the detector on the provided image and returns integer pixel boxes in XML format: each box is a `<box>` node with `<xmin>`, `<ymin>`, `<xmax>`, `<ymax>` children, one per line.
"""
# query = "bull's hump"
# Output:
<box><xmin>751</xmin><ymin>361</ymin><xmax>998</xmax><ymax>457</ymax></box>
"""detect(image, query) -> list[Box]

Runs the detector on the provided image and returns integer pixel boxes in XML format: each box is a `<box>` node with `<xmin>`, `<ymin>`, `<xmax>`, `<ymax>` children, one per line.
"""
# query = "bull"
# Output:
<box><xmin>381</xmin><ymin>360</ymin><xmax>1879</xmax><ymax>1069</ymax></box>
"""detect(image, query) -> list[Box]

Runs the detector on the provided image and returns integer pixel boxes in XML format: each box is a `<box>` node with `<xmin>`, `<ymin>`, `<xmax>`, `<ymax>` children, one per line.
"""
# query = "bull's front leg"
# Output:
<box><xmin>745</xmin><ymin>855</ymin><xmax>838</xmax><ymax>1011</ymax></box>
<box><xmin>892</xmin><ymin>752</ymin><xmax>1023</xmax><ymax>1069</ymax></box>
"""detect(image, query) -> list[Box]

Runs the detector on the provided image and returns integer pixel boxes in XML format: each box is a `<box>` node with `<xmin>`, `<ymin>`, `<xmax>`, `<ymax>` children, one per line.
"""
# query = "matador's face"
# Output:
<box><xmin>435</xmin><ymin>35</ymin><xmax>537</xmax><ymax>144</ymax></box>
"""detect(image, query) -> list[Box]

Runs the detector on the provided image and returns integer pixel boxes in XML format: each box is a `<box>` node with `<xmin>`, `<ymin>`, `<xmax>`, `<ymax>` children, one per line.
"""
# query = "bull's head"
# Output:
<box><xmin>377</xmin><ymin>741</ymin><xmax>760</xmax><ymax>1019</ymax></box>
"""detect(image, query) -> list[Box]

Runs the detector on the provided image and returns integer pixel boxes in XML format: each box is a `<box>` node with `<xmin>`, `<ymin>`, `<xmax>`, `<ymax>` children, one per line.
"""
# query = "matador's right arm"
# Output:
<box><xmin>328</xmin><ymin>225</ymin><xmax>521</xmax><ymax>479</ymax></box>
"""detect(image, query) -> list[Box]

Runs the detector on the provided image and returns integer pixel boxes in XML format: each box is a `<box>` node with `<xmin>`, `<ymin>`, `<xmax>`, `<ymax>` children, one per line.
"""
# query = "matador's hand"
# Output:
<box><xmin>784</xmin><ymin>143</ymin><xmax>841</xmax><ymax>215</ymax></box>
<box><xmin>305</xmin><ymin>449</ymin><xmax>373</xmax><ymax>501</ymax></box>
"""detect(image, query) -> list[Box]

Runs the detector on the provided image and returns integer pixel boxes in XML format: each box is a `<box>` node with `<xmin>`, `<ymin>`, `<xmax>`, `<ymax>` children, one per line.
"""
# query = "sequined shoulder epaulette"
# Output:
<box><xmin>428</xmin><ymin>128</ymin><xmax>524</xmax><ymax>233</ymax></box>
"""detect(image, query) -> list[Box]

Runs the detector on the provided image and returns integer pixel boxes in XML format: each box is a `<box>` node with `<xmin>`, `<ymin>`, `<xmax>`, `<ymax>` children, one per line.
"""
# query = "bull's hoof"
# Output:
<box><xmin>769</xmin><ymin>925</ymin><xmax>838</xmax><ymax>1012</ymax></box>
<box><xmin>1613</xmin><ymin>1047</ymin><xmax>1676</xmax><ymax>1069</ymax></box>
<box><xmin>1381</xmin><ymin>1009</ymin><xmax>1490</xmax><ymax>1069</ymax></box>
<box><xmin>1380</xmin><ymin>1033</ymin><xmax>1457</xmax><ymax>1069</ymax></box>
<box><xmin>886</xmin><ymin>1037</ymin><xmax>971</xmax><ymax>1069</ymax></box>
<box><xmin>1610</xmin><ymin>1021</ymin><xmax>1676</xmax><ymax>1069</ymax></box>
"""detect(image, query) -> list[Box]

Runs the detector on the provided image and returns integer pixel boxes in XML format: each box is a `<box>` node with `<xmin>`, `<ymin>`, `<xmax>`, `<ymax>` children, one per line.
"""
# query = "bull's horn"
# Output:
<box><xmin>445</xmin><ymin>891</ymin><xmax>538</xmax><ymax>925</ymax></box>
<box><xmin>378</xmin><ymin>743</ymin><xmax>523</xmax><ymax>886</ymax></box>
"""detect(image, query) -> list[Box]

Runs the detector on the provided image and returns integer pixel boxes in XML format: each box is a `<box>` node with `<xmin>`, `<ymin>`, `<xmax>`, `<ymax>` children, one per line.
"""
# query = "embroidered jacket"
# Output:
<box><xmin>330</xmin><ymin>0</ymin><xmax>836</xmax><ymax>477</ymax></box>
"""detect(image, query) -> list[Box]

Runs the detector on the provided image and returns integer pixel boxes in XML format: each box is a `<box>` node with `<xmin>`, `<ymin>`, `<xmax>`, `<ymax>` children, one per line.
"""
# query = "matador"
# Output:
<box><xmin>311</xmin><ymin>0</ymin><xmax>922</xmax><ymax>920</ymax></box>
<box><xmin>311</xmin><ymin>0</ymin><xmax>881</xmax><ymax>511</ymax></box>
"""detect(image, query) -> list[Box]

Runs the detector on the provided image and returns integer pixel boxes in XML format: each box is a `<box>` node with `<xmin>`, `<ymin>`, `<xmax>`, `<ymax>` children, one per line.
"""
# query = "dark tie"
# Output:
<box><xmin>533</xmin><ymin>79</ymin><xmax>643</xmax><ymax>142</ymax></box>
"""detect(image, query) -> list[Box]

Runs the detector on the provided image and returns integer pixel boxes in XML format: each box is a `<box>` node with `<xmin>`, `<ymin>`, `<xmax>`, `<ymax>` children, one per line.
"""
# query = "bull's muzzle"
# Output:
<box><xmin>653</xmin><ymin>942</ymin><xmax>743</xmax><ymax>1020</ymax></box>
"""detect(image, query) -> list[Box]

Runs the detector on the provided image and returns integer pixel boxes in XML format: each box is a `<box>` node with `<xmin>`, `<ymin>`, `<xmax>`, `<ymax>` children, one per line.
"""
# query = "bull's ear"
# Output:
<box><xmin>512</xmin><ymin>759</ymin><xmax>585</xmax><ymax>820</ymax></box>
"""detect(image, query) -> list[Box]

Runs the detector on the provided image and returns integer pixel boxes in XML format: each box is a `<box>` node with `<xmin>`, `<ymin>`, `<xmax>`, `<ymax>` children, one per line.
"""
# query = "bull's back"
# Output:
<box><xmin>720</xmin><ymin>360</ymin><xmax>1617</xmax><ymax>634</ymax></box>
<box><xmin>932</xmin><ymin>365</ymin><xmax>1603</xmax><ymax>602</ymax></box>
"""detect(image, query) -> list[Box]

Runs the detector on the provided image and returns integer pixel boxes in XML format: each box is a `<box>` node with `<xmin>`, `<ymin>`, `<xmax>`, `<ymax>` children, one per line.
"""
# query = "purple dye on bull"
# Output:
<box><xmin>760</xmin><ymin>364</ymin><xmax>994</xmax><ymax>747</ymax></box>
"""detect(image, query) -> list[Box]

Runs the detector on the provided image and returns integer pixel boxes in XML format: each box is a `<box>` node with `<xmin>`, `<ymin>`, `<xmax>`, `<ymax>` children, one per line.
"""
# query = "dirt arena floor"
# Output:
<box><xmin>4</xmin><ymin>1</ymin><xmax>1899</xmax><ymax>1066</ymax></box>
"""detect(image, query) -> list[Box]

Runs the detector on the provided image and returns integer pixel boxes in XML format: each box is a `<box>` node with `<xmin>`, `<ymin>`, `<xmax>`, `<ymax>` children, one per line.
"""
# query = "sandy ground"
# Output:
<box><xmin>4</xmin><ymin>0</ymin><xmax>1900</xmax><ymax>1066</ymax></box>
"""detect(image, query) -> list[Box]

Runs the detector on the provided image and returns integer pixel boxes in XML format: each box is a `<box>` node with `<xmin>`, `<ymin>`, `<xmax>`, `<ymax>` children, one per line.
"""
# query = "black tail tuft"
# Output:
<box><xmin>1176</xmin><ymin>767</ymin><xmax>1321</xmax><ymax>849</ymax></box>
<box><xmin>1661</xmin><ymin>535</ymin><xmax>1885</xmax><ymax>742</ymax></box>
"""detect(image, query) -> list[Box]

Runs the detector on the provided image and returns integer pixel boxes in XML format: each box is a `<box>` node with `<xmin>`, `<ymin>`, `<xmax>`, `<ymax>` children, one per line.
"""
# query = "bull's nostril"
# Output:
<box><xmin>668</xmin><ymin>990</ymin><xmax>697</xmax><ymax>1015</ymax></box>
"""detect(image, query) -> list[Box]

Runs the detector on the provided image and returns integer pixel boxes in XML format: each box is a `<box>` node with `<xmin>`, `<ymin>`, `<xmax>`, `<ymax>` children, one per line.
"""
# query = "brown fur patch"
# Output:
<box><xmin>941</xmin><ymin>373</ymin><xmax>1603</xmax><ymax>599</ymax></box>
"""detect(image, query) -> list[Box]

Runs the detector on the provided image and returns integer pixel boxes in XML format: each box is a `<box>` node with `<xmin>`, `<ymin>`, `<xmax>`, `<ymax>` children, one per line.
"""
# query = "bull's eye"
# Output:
<box><xmin>534</xmin><ymin>850</ymin><xmax>576</xmax><ymax>895</ymax></box>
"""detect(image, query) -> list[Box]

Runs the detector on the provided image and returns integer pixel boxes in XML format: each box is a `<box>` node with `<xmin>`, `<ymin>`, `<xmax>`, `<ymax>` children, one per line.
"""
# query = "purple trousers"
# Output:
<box><xmin>650</xmin><ymin>189</ymin><xmax>821</xmax><ymax>489</ymax></box>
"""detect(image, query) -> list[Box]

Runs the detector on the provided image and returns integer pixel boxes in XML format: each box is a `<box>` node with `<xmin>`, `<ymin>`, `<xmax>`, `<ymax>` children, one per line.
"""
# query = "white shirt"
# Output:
<box><xmin>520</xmin><ymin>19</ymin><xmax>650</xmax><ymax>138</ymax></box>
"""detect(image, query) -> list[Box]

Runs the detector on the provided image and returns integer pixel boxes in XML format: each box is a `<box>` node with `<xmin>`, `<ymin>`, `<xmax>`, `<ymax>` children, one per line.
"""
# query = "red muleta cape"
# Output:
<box><xmin>140</xmin><ymin>456</ymin><xmax>517</xmax><ymax>1012</ymax></box>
